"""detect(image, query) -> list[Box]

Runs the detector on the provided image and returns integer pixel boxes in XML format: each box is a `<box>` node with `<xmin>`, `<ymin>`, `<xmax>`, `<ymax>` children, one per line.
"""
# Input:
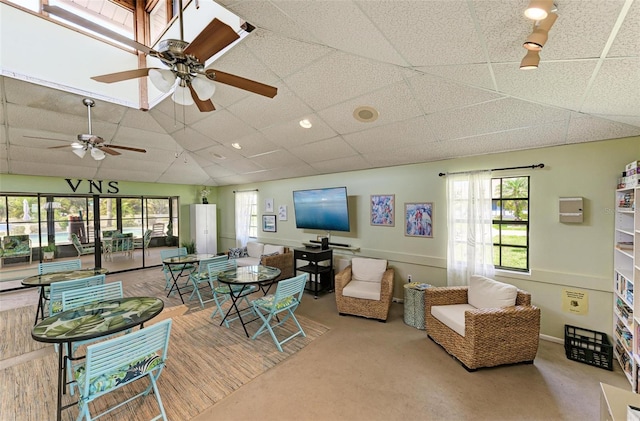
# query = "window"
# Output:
<box><xmin>492</xmin><ymin>177</ymin><xmax>530</xmax><ymax>272</ymax></box>
<box><xmin>249</xmin><ymin>201</ymin><xmax>258</xmax><ymax>238</ymax></box>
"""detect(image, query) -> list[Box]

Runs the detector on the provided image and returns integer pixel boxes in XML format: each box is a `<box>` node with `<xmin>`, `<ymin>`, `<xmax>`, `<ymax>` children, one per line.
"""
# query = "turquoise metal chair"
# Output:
<box><xmin>61</xmin><ymin>281</ymin><xmax>124</xmax><ymax>395</ymax></box>
<box><xmin>73</xmin><ymin>319</ymin><xmax>172</xmax><ymax>421</ymax></box>
<box><xmin>188</xmin><ymin>255</ymin><xmax>227</xmax><ymax>308</ymax></box>
<box><xmin>48</xmin><ymin>274</ymin><xmax>105</xmax><ymax>317</ymax></box>
<box><xmin>250</xmin><ymin>274</ymin><xmax>308</xmax><ymax>352</ymax></box>
<box><xmin>38</xmin><ymin>259</ymin><xmax>82</xmax><ymax>274</ymax></box>
<box><xmin>160</xmin><ymin>247</ymin><xmax>195</xmax><ymax>290</ymax></box>
<box><xmin>207</xmin><ymin>259</ymin><xmax>257</xmax><ymax>327</ymax></box>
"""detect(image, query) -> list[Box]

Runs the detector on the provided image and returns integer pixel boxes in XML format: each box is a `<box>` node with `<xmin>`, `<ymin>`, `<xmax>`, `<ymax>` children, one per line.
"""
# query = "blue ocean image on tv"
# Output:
<box><xmin>293</xmin><ymin>187</ymin><xmax>350</xmax><ymax>232</ymax></box>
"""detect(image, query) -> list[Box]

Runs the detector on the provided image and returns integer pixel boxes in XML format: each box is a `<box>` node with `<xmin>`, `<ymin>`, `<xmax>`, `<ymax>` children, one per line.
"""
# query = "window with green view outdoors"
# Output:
<box><xmin>492</xmin><ymin>176</ymin><xmax>530</xmax><ymax>272</ymax></box>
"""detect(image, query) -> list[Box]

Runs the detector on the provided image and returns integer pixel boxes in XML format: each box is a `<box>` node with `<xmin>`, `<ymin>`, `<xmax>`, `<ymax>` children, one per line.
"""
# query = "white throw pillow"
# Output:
<box><xmin>246</xmin><ymin>242</ymin><xmax>265</xmax><ymax>258</ymax></box>
<box><xmin>467</xmin><ymin>275</ymin><xmax>517</xmax><ymax>309</ymax></box>
<box><xmin>263</xmin><ymin>244</ymin><xmax>284</xmax><ymax>255</ymax></box>
<box><xmin>351</xmin><ymin>258</ymin><xmax>387</xmax><ymax>283</ymax></box>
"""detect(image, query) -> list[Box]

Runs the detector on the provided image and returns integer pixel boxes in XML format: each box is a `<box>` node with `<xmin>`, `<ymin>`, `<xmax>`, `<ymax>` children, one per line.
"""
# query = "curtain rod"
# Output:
<box><xmin>233</xmin><ymin>189</ymin><xmax>259</xmax><ymax>193</ymax></box>
<box><xmin>439</xmin><ymin>163</ymin><xmax>544</xmax><ymax>177</ymax></box>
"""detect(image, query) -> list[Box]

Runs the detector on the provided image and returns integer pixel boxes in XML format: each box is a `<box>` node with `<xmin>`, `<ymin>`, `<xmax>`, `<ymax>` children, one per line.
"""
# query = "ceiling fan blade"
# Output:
<box><xmin>188</xmin><ymin>84</ymin><xmax>216</xmax><ymax>112</ymax></box>
<box><xmin>24</xmin><ymin>135</ymin><xmax>70</xmax><ymax>141</ymax></box>
<box><xmin>205</xmin><ymin>69</ymin><xmax>278</xmax><ymax>98</ymax></box>
<box><xmin>43</xmin><ymin>5</ymin><xmax>157</xmax><ymax>56</ymax></box>
<box><xmin>91</xmin><ymin>68</ymin><xmax>156</xmax><ymax>83</ymax></box>
<box><xmin>103</xmin><ymin>145</ymin><xmax>147</xmax><ymax>153</ymax></box>
<box><xmin>100</xmin><ymin>147</ymin><xmax>121</xmax><ymax>156</ymax></box>
<box><xmin>47</xmin><ymin>145</ymin><xmax>72</xmax><ymax>149</ymax></box>
<box><xmin>184</xmin><ymin>18</ymin><xmax>240</xmax><ymax>63</ymax></box>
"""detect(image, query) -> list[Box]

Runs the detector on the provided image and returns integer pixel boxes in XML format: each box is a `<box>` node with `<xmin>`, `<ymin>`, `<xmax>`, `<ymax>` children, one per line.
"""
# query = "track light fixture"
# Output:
<box><xmin>520</xmin><ymin>50</ymin><xmax>540</xmax><ymax>70</ymax></box>
<box><xmin>523</xmin><ymin>12</ymin><xmax>558</xmax><ymax>51</ymax></box>
<box><xmin>524</xmin><ymin>0</ymin><xmax>554</xmax><ymax>20</ymax></box>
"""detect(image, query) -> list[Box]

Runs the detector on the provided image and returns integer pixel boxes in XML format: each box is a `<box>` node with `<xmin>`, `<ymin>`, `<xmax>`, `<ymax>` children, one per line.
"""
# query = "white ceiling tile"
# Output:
<box><xmin>217</xmin><ymin>157</ymin><xmax>265</xmax><ymax>174</ymax></box>
<box><xmin>231</xmin><ymin>132</ymin><xmax>280</xmax><ymax>157</ymax></box>
<box><xmin>581</xmin><ymin>58</ymin><xmax>640</xmax><ymax>116</ymax></box>
<box><xmin>283</xmin><ymin>51</ymin><xmax>406</xmax><ymax>110</ymax></box>
<box><xmin>119</xmin><ymin>108</ymin><xmax>167</xmax><ymax>133</ymax></box>
<box><xmin>172</xmin><ymin>127</ymin><xmax>221</xmax><ymax>152</ymax></box>
<box><xmin>0</xmin><ymin>159</ymin><xmax>9</xmax><ymax>172</ymax></box>
<box><xmin>8</xmin><ymin>160</ymin><xmax>98</xmax><ymax>179</ymax></box>
<box><xmin>249</xmin><ymin>150</ymin><xmax>300</xmax><ymax>169</ymax></box>
<box><xmin>311</xmin><ymin>155</ymin><xmax>371</xmax><ymax>174</ymax></box>
<box><xmin>261</xmin><ymin>114</ymin><xmax>338</xmax><ymax>148</ymax></box>
<box><xmin>190</xmin><ymin>109</ymin><xmax>258</xmax><ymax>143</ymax></box>
<box><xmin>111</xmin><ymin>126</ymin><xmax>177</xmax><ymax>152</ymax></box>
<box><xmin>607</xmin><ymin>0</ymin><xmax>640</xmax><ymax>57</ymax></box>
<box><xmin>343</xmin><ymin>116</ymin><xmax>438</xmax><ymax>154</ymax></box>
<box><xmin>417</xmin><ymin>64</ymin><xmax>496</xmax><ymax>91</ymax></box>
<box><xmin>425</xmin><ymin>97</ymin><xmax>570</xmax><ymax>141</ymax></box>
<box><xmin>242</xmin><ymin>30</ymin><xmax>333</xmax><ymax>79</ymax></box>
<box><xmin>595</xmin><ymin>115</ymin><xmax>640</xmax><ymax>127</ymax></box>
<box><xmin>318</xmin><ymin>81</ymin><xmax>423</xmax><ymax>134</ymax></box>
<box><xmin>94</xmin><ymin>168</ymin><xmax>162</xmax><ymax>183</ymax></box>
<box><xmin>8</xmin><ymin>145</ymin><xmax>101</xmax><ymax>168</ymax></box>
<box><xmin>202</xmin><ymin>164</ymin><xmax>236</xmax><ymax>178</ymax></box>
<box><xmin>289</xmin><ymin>137</ymin><xmax>359</xmax><ymax>162</ymax></box>
<box><xmin>493</xmin><ymin>60</ymin><xmax>597</xmax><ymax>111</ymax></box>
<box><xmin>155</xmin><ymin>161</ymin><xmax>210</xmax><ymax>185</ymax></box>
<box><xmin>359</xmin><ymin>0</ymin><xmax>485</xmax><ymax>66</ymax></box>
<box><xmin>566</xmin><ymin>113</ymin><xmax>640</xmax><ymax>144</ymax></box>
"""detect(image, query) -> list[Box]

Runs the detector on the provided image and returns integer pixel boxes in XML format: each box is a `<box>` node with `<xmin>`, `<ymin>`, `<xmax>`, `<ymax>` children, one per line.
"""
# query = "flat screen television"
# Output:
<box><xmin>292</xmin><ymin>187</ymin><xmax>350</xmax><ymax>232</ymax></box>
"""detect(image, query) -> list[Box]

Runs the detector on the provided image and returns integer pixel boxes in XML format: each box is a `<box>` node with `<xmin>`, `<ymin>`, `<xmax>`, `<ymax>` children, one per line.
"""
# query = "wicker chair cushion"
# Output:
<box><xmin>263</xmin><ymin>244</ymin><xmax>284</xmax><ymax>255</ymax></box>
<box><xmin>468</xmin><ymin>275</ymin><xmax>517</xmax><ymax>309</ymax></box>
<box><xmin>430</xmin><ymin>303</ymin><xmax>476</xmax><ymax>337</ymax></box>
<box><xmin>351</xmin><ymin>258</ymin><xmax>387</xmax><ymax>283</ymax></box>
<box><xmin>343</xmin><ymin>280</ymin><xmax>381</xmax><ymax>300</ymax></box>
<box><xmin>246</xmin><ymin>242</ymin><xmax>265</xmax><ymax>258</ymax></box>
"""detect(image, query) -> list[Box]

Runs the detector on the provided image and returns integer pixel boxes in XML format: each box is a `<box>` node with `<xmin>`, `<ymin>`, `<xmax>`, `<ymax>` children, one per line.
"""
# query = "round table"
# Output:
<box><xmin>32</xmin><ymin>296</ymin><xmax>164</xmax><ymax>421</ymax></box>
<box><xmin>162</xmin><ymin>254</ymin><xmax>216</xmax><ymax>303</ymax></box>
<box><xmin>22</xmin><ymin>268</ymin><xmax>109</xmax><ymax>325</ymax></box>
<box><xmin>403</xmin><ymin>282</ymin><xmax>431</xmax><ymax>330</ymax></box>
<box><xmin>217</xmin><ymin>265</ymin><xmax>281</xmax><ymax>337</ymax></box>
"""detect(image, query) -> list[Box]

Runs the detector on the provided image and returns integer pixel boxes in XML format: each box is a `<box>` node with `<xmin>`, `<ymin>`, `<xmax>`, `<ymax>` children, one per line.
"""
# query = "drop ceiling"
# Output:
<box><xmin>1</xmin><ymin>0</ymin><xmax>639</xmax><ymax>187</ymax></box>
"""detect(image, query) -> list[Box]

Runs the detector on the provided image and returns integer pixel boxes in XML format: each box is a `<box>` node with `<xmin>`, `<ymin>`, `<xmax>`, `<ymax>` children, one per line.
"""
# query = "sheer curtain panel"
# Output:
<box><xmin>235</xmin><ymin>191</ymin><xmax>255</xmax><ymax>247</ymax></box>
<box><xmin>446</xmin><ymin>170</ymin><xmax>495</xmax><ymax>286</ymax></box>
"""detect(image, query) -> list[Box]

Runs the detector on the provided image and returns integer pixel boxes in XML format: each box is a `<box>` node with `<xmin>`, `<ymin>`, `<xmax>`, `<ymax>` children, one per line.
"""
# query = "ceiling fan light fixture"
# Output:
<box><xmin>172</xmin><ymin>84</ymin><xmax>195</xmax><ymax>106</ymax></box>
<box><xmin>191</xmin><ymin>76</ymin><xmax>216</xmax><ymax>100</ymax></box>
<box><xmin>73</xmin><ymin>148</ymin><xmax>87</xmax><ymax>158</ymax></box>
<box><xmin>523</xmin><ymin>12</ymin><xmax>557</xmax><ymax>51</ymax></box>
<box><xmin>71</xmin><ymin>141</ymin><xmax>84</xmax><ymax>149</ymax></box>
<box><xmin>91</xmin><ymin>147</ymin><xmax>106</xmax><ymax>161</ymax></box>
<box><xmin>520</xmin><ymin>50</ymin><xmax>540</xmax><ymax>70</ymax></box>
<box><xmin>524</xmin><ymin>0</ymin><xmax>553</xmax><ymax>20</ymax></box>
<box><xmin>149</xmin><ymin>69</ymin><xmax>177</xmax><ymax>93</ymax></box>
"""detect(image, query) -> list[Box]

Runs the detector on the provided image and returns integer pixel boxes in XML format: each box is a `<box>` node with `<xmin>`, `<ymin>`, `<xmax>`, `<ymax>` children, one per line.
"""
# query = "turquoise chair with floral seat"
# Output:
<box><xmin>71</xmin><ymin>233</ymin><xmax>95</xmax><ymax>257</ymax></box>
<box><xmin>0</xmin><ymin>235</ymin><xmax>32</xmax><ymax>267</ymax></box>
<box><xmin>208</xmin><ymin>259</ymin><xmax>257</xmax><ymax>327</ymax></box>
<box><xmin>72</xmin><ymin>319</ymin><xmax>172</xmax><ymax>421</ymax></box>
<box><xmin>188</xmin><ymin>255</ymin><xmax>227</xmax><ymax>308</ymax></box>
<box><xmin>250</xmin><ymin>273</ymin><xmax>308</xmax><ymax>352</ymax></box>
<box><xmin>160</xmin><ymin>247</ymin><xmax>195</xmax><ymax>290</ymax></box>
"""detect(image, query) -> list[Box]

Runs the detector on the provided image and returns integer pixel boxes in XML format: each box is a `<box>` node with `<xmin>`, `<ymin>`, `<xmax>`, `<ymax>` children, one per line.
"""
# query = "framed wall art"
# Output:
<box><xmin>370</xmin><ymin>194</ymin><xmax>395</xmax><ymax>226</ymax></box>
<box><xmin>278</xmin><ymin>205</ymin><xmax>287</xmax><ymax>221</ymax></box>
<box><xmin>404</xmin><ymin>202</ymin><xmax>433</xmax><ymax>238</ymax></box>
<box><xmin>265</xmin><ymin>198</ymin><xmax>274</xmax><ymax>213</ymax></box>
<box><xmin>262</xmin><ymin>215</ymin><xmax>277</xmax><ymax>232</ymax></box>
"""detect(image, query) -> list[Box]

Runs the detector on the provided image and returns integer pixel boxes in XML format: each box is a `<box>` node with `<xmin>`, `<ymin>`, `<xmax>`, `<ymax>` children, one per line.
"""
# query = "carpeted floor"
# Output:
<box><xmin>1</xmin><ymin>302</ymin><xmax>329</xmax><ymax>421</ymax></box>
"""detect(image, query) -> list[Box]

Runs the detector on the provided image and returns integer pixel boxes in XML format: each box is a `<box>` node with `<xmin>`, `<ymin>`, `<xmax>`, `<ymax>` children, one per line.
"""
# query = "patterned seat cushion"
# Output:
<box><xmin>253</xmin><ymin>294</ymin><xmax>296</xmax><ymax>310</ymax></box>
<box><xmin>74</xmin><ymin>352</ymin><xmax>163</xmax><ymax>396</ymax></box>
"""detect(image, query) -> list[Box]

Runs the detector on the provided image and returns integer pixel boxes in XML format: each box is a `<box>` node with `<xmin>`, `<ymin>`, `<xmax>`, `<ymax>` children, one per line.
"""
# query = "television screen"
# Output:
<box><xmin>292</xmin><ymin>187</ymin><xmax>350</xmax><ymax>232</ymax></box>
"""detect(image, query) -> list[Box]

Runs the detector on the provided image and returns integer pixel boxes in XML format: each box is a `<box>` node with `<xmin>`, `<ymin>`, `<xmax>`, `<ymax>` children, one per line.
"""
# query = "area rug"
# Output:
<box><xmin>1</xmin><ymin>304</ymin><xmax>330</xmax><ymax>421</ymax></box>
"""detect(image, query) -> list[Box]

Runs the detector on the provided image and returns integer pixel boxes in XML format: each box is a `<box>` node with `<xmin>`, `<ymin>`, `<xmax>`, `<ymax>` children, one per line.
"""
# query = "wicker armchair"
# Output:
<box><xmin>425</xmin><ymin>285</ymin><xmax>540</xmax><ymax>371</ymax></box>
<box><xmin>335</xmin><ymin>259</ymin><xmax>394</xmax><ymax>322</ymax></box>
<box><xmin>260</xmin><ymin>249</ymin><xmax>294</xmax><ymax>282</ymax></box>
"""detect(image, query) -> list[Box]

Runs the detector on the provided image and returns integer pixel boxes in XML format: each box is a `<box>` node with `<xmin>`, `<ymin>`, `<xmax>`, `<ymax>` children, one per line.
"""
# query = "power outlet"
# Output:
<box><xmin>407</xmin><ymin>274</ymin><xmax>412</xmax><ymax>283</ymax></box>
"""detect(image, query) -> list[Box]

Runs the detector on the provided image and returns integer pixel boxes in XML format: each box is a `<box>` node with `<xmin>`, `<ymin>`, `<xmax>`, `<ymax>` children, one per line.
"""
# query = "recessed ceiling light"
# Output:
<box><xmin>299</xmin><ymin>119</ymin><xmax>312</xmax><ymax>129</ymax></box>
<box><xmin>353</xmin><ymin>106</ymin><xmax>379</xmax><ymax>123</ymax></box>
<box><xmin>231</xmin><ymin>143</ymin><xmax>242</xmax><ymax>150</ymax></box>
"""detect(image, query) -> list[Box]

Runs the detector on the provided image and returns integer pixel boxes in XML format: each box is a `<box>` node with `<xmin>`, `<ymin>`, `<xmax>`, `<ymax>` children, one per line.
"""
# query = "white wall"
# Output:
<box><xmin>216</xmin><ymin>136</ymin><xmax>640</xmax><ymax>340</ymax></box>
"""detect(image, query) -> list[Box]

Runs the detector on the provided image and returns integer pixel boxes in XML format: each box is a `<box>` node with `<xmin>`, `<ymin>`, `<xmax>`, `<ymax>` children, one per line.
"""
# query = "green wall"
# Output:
<box><xmin>2</xmin><ymin>136</ymin><xmax>638</xmax><ymax>339</ymax></box>
<box><xmin>216</xmin><ymin>136</ymin><xmax>639</xmax><ymax>340</ymax></box>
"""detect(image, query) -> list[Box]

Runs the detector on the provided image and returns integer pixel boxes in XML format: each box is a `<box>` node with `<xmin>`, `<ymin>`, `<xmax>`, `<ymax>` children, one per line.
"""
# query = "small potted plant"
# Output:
<box><xmin>165</xmin><ymin>222</ymin><xmax>177</xmax><ymax>246</ymax></box>
<box><xmin>42</xmin><ymin>244</ymin><xmax>56</xmax><ymax>260</ymax></box>
<box><xmin>181</xmin><ymin>240</ymin><xmax>197</xmax><ymax>255</ymax></box>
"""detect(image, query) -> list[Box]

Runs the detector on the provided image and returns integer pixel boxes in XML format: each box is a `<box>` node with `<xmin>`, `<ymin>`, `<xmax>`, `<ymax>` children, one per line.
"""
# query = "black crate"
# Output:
<box><xmin>564</xmin><ymin>324</ymin><xmax>613</xmax><ymax>371</ymax></box>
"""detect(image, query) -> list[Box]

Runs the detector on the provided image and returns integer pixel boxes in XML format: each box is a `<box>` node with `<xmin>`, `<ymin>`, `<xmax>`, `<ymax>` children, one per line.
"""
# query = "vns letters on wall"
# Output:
<box><xmin>65</xmin><ymin>179</ymin><xmax>120</xmax><ymax>194</ymax></box>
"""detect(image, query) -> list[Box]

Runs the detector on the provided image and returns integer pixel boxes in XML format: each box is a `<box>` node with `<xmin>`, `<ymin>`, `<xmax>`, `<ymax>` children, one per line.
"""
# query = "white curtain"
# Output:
<box><xmin>446</xmin><ymin>170</ymin><xmax>495</xmax><ymax>286</ymax></box>
<box><xmin>235</xmin><ymin>191</ymin><xmax>255</xmax><ymax>248</ymax></box>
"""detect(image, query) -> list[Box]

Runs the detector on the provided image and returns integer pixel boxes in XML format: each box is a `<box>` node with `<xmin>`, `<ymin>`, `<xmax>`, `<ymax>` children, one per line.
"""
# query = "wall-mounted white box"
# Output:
<box><xmin>559</xmin><ymin>197</ymin><xmax>583</xmax><ymax>223</ymax></box>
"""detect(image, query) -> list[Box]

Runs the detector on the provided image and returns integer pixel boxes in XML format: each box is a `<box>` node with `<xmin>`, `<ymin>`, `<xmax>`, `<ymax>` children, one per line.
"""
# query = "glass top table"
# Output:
<box><xmin>162</xmin><ymin>254</ymin><xmax>217</xmax><ymax>303</ymax></box>
<box><xmin>31</xmin><ymin>296</ymin><xmax>164</xmax><ymax>421</ymax></box>
<box><xmin>22</xmin><ymin>268</ymin><xmax>110</xmax><ymax>325</ymax></box>
<box><xmin>216</xmin><ymin>265</ymin><xmax>281</xmax><ymax>337</ymax></box>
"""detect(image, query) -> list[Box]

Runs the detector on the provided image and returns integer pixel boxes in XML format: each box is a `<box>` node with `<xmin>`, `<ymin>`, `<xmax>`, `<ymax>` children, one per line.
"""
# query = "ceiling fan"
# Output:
<box><xmin>27</xmin><ymin>98</ymin><xmax>147</xmax><ymax>160</ymax></box>
<box><xmin>42</xmin><ymin>2</ymin><xmax>278</xmax><ymax>112</ymax></box>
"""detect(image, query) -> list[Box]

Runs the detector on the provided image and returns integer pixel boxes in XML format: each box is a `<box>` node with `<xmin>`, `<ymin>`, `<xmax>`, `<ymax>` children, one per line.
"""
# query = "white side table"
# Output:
<box><xmin>403</xmin><ymin>282</ymin><xmax>431</xmax><ymax>329</ymax></box>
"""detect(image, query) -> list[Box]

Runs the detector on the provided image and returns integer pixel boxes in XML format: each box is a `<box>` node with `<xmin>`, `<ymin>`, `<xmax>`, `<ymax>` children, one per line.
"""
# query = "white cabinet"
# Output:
<box><xmin>190</xmin><ymin>204</ymin><xmax>217</xmax><ymax>255</ymax></box>
<box><xmin>613</xmin><ymin>187</ymin><xmax>637</xmax><ymax>390</ymax></box>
